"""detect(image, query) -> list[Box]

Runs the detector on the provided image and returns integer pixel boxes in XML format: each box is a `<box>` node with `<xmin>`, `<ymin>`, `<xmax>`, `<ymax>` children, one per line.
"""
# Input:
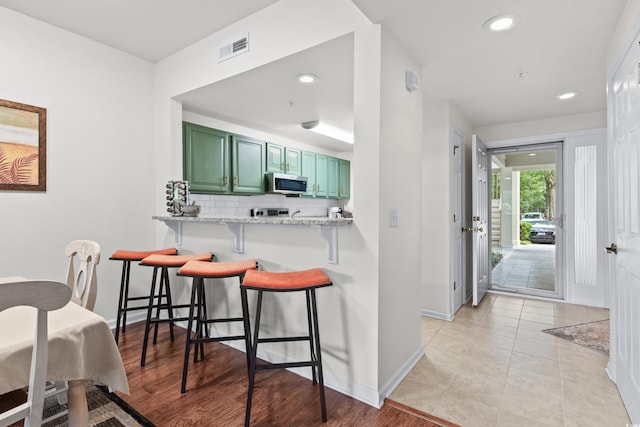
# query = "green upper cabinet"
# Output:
<box><xmin>301</xmin><ymin>151</ymin><xmax>317</xmax><ymax>197</ymax></box>
<box><xmin>266</xmin><ymin>143</ymin><xmax>301</xmax><ymax>175</ymax></box>
<box><xmin>339</xmin><ymin>159</ymin><xmax>351</xmax><ymax>199</ymax></box>
<box><xmin>284</xmin><ymin>148</ymin><xmax>302</xmax><ymax>175</ymax></box>
<box><xmin>231</xmin><ymin>135</ymin><xmax>265</xmax><ymax>194</ymax></box>
<box><xmin>183</xmin><ymin>122</ymin><xmax>230</xmax><ymax>193</ymax></box>
<box><xmin>315</xmin><ymin>154</ymin><xmax>329</xmax><ymax>197</ymax></box>
<box><xmin>327</xmin><ymin>156</ymin><xmax>340</xmax><ymax>198</ymax></box>
<box><xmin>183</xmin><ymin>122</ymin><xmax>265</xmax><ymax>195</ymax></box>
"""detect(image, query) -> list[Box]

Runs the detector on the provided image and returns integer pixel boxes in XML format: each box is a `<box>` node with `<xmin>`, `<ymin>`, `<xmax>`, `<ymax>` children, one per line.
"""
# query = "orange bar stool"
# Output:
<box><xmin>109</xmin><ymin>247</ymin><xmax>177</xmax><ymax>344</ymax></box>
<box><xmin>177</xmin><ymin>259</ymin><xmax>258</xmax><ymax>393</ymax></box>
<box><xmin>240</xmin><ymin>268</ymin><xmax>333</xmax><ymax>426</ymax></box>
<box><xmin>139</xmin><ymin>251</ymin><xmax>213</xmax><ymax>366</ymax></box>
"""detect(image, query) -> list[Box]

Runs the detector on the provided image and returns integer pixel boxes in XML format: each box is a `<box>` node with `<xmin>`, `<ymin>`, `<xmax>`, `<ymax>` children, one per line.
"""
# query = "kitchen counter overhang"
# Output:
<box><xmin>153</xmin><ymin>215</ymin><xmax>353</xmax><ymax>264</ymax></box>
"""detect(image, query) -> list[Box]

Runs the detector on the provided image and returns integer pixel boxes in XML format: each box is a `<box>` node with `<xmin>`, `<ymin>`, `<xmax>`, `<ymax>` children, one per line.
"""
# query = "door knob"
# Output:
<box><xmin>605</xmin><ymin>243</ymin><xmax>618</xmax><ymax>254</ymax></box>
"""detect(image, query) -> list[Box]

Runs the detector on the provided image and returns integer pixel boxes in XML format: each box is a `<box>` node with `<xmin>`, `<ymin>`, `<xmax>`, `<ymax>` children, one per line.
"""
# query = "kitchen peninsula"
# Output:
<box><xmin>153</xmin><ymin>215</ymin><xmax>353</xmax><ymax>264</ymax></box>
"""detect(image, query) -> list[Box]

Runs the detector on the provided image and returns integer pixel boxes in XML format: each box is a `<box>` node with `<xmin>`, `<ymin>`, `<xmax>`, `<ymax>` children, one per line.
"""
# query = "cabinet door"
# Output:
<box><xmin>285</xmin><ymin>148</ymin><xmax>302</xmax><ymax>175</ymax></box>
<box><xmin>183</xmin><ymin>122</ymin><xmax>230</xmax><ymax>193</ymax></box>
<box><xmin>266</xmin><ymin>143</ymin><xmax>284</xmax><ymax>173</ymax></box>
<box><xmin>339</xmin><ymin>159</ymin><xmax>350</xmax><ymax>198</ymax></box>
<box><xmin>327</xmin><ymin>157</ymin><xmax>340</xmax><ymax>198</ymax></box>
<box><xmin>301</xmin><ymin>151</ymin><xmax>317</xmax><ymax>197</ymax></box>
<box><xmin>232</xmin><ymin>135</ymin><xmax>265</xmax><ymax>194</ymax></box>
<box><xmin>315</xmin><ymin>154</ymin><xmax>329</xmax><ymax>197</ymax></box>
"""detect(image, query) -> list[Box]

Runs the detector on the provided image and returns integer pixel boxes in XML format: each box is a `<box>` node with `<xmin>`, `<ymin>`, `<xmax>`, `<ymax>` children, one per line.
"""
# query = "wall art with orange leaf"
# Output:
<box><xmin>0</xmin><ymin>99</ymin><xmax>46</xmax><ymax>191</ymax></box>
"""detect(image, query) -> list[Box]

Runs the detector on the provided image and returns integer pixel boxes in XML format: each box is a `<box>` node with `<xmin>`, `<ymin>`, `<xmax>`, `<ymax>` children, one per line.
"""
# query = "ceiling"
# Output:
<box><xmin>0</xmin><ymin>0</ymin><xmax>628</xmax><ymax>151</ymax></box>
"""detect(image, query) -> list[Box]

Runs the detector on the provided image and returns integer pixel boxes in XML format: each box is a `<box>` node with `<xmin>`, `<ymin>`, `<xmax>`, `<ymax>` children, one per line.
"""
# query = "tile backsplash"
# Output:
<box><xmin>189</xmin><ymin>193</ymin><xmax>347</xmax><ymax>218</ymax></box>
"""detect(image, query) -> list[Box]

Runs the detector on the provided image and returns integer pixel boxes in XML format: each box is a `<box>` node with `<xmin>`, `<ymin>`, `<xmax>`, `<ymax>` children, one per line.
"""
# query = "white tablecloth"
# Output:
<box><xmin>0</xmin><ymin>301</ymin><xmax>129</xmax><ymax>395</ymax></box>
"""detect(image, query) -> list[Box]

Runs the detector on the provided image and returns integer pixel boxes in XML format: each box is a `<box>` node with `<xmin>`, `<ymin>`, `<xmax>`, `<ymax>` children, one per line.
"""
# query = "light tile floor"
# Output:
<box><xmin>390</xmin><ymin>293</ymin><xmax>632</xmax><ymax>427</ymax></box>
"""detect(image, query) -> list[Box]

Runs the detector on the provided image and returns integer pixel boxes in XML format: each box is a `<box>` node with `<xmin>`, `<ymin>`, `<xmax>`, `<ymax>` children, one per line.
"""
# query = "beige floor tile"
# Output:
<box><xmin>517</xmin><ymin>318</ymin><xmax>554</xmax><ymax>331</ymax></box>
<box><xmin>433</xmin><ymin>394</ymin><xmax>500</xmax><ymax>427</ymax></box>
<box><xmin>497</xmin><ymin>409</ymin><xmax>562</xmax><ymax>427</ymax></box>
<box><xmin>509</xmin><ymin>351</ymin><xmax>560</xmax><ymax>378</ymax></box>
<box><xmin>389</xmin><ymin>376</ymin><xmax>444</xmax><ymax>415</ymax></box>
<box><xmin>446</xmin><ymin>372</ymin><xmax>506</xmax><ymax>408</ymax></box>
<box><xmin>395</xmin><ymin>296</ymin><xmax>627</xmax><ymax>427</ymax></box>
<box><xmin>500</xmin><ymin>382</ymin><xmax>564</xmax><ymax>424</ymax></box>
<box><xmin>513</xmin><ymin>337</ymin><xmax>558</xmax><ymax>360</ymax></box>
<box><xmin>519</xmin><ymin>311</ymin><xmax>556</xmax><ymax>325</ymax></box>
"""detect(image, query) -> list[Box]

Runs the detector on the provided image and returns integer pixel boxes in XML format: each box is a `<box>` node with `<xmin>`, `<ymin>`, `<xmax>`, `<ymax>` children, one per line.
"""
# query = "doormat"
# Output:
<box><xmin>40</xmin><ymin>384</ymin><xmax>155</xmax><ymax>427</ymax></box>
<box><xmin>543</xmin><ymin>319</ymin><xmax>609</xmax><ymax>356</ymax></box>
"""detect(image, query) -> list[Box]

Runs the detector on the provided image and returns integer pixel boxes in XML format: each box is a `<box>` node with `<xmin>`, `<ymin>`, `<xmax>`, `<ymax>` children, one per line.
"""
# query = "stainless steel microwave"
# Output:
<box><xmin>265</xmin><ymin>172</ymin><xmax>308</xmax><ymax>195</ymax></box>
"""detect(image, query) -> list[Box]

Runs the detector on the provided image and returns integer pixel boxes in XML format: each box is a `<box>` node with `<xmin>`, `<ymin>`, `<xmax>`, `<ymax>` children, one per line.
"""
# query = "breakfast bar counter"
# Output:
<box><xmin>153</xmin><ymin>215</ymin><xmax>353</xmax><ymax>264</ymax></box>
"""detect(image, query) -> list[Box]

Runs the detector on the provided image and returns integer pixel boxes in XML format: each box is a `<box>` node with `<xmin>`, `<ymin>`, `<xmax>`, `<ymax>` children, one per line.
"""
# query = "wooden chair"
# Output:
<box><xmin>0</xmin><ymin>279</ymin><xmax>71</xmax><ymax>427</ymax></box>
<box><xmin>45</xmin><ymin>240</ymin><xmax>101</xmax><ymax>423</ymax></box>
<box><xmin>65</xmin><ymin>240</ymin><xmax>101</xmax><ymax>311</ymax></box>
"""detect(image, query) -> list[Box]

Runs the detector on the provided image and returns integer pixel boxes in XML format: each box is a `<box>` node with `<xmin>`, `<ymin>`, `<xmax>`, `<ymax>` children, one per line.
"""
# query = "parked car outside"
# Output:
<box><xmin>521</xmin><ymin>212</ymin><xmax>544</xmax><ymax>221</ymax></box>
<box><xmin>528</xmin><ymin>219</ymin><xmax>555</xmax><ymax>244</ymax></box>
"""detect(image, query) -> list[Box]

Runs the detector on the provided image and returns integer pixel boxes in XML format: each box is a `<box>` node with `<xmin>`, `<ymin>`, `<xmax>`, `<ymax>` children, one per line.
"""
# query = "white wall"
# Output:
<box><xmin>377</xmin><ymin>28</ymin><xmax>423</xmax><ymax>395</ymax></box>
<box><xmin>475</xmin><ymin>111</ymin><xmax>606</xmax><ymax>142</ymax></box>
<box><xmin>606</xmin><ymin>0</ymin><xmax>640</xmax><ymax>73</ymax></box>
<box><xmin>152</xmin><ymin>0</ymin><xmax>406</xmax><ymax>407</ymax></box>
<box><xmin>0</xmin><ymin>7</ymin><xmax>155</xmax><ymax>320</ymax></box>
<box><xmin>421</xmin><ymin>101</ymin><xmax>452</xmax><ymax>317</ymax></box>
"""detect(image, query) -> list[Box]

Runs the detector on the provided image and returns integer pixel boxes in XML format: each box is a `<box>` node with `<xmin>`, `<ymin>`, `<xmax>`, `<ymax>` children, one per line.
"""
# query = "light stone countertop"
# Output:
<box><xmin>152</xmin><ymin>215</ymin><xmax>353</xmax><ymax>226</ymax></box>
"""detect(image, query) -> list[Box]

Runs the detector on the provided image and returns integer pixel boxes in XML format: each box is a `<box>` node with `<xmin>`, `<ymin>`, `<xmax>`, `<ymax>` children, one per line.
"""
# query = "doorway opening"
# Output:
<box><xmin>488</xmin><ymin>143</ymin><xmax>563</xmax><ymax>299</ymax></box>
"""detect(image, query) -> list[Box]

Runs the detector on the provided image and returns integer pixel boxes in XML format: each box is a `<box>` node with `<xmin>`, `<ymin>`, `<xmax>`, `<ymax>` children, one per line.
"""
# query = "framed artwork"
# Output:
<box><xmin>0</xmin><ymin>99</ymin><xmax>47</xmax><ymax>191</ymax></box>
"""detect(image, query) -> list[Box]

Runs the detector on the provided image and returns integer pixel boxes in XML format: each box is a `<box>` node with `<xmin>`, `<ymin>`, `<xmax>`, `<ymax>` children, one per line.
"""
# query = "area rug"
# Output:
<box><xmin>543</xmin><ymin>319</ymin><xmax>609</xmax><ymax>355</ymax></box>
<box><xmin>42</xmin><ymin>384</ymin><xmax>155</xmax><ymax>427</ymax></box>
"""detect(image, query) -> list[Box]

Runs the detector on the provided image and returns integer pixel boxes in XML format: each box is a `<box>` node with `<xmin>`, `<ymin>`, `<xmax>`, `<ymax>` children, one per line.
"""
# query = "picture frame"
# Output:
<box><xmin>0</xmin><ymin>99</ymin><xmax>47</xmax><ymax>191</ymax></box>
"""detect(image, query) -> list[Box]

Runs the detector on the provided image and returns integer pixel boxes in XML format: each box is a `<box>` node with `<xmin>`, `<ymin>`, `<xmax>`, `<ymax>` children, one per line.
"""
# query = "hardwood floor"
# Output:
<box><xmin>115</xmin><ymin>322</ymin><xmax>449</xmax><ymax>426</ymax></box>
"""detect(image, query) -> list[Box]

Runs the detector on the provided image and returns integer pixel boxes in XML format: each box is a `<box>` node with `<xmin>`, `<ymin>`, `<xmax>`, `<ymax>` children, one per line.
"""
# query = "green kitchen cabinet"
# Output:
<box><xmin>327</xmin><ymin>156</ymin><xmax>340</xmax><ymax>198</ymax></box>
<box><xmin>266</xmin><ymin>143</ymin><xmax>302</xmax><ymax>175</ymax></box>
<box><xmin>183</xmin><ymin>122</ymin><xmax>265</xmax><ymax>195</ymax></box>
<box><xmin>231</xmin><ymin>135</ymin><xmax>266</xmax><ymax>194</ymax></box>
<box><xmin>339</xmin><ymin>159</ymin><xmax>350</xmax><ymax>198</ymax></box>
<box><xmin>301</xmin><ymin>151</ymin><xmax>317</xmax><ymax>197</ymax></box>
<box><xmin>183</xmin><ymin>122</ymin><xmax>230</xmax><ymax>193</ymax></box>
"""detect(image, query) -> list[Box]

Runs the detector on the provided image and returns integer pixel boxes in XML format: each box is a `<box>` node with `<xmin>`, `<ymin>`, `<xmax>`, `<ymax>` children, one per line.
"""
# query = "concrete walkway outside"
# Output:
<box><xmin>491</xmin><ymin>244</ymin><xmax>555</xmax><ymax>291</ymax></box>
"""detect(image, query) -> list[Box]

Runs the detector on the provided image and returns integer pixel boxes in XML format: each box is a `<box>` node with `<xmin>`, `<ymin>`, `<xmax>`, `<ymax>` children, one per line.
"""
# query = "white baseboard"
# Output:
<box><xmin>420</xmin><ymin>308</ymin><xmax>454</xmax><ymax>321</ymax></box>
<box><xmin>106</xmin><ymin>312</ymin><xmax>147</xmax><ymax>331</ymax></box>
<box><xmin>378</xmin><ymin>347</ymin><xmax>424</xmax><ymax>407</ymax></box>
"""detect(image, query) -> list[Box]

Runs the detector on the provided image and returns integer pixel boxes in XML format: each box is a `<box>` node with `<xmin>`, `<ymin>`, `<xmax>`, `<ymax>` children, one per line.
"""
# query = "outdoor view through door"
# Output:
<box><xmin>489</xmin><ymin>144</ymin><xmax>562</xmax><ymax>298</ymax></box>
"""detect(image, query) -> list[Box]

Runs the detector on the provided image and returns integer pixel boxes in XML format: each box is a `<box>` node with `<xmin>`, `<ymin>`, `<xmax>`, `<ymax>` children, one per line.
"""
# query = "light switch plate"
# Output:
<box><xmin>390</xmin><ymin>208</ymin><xmax>399</xmax><ymax>228</ymax></box>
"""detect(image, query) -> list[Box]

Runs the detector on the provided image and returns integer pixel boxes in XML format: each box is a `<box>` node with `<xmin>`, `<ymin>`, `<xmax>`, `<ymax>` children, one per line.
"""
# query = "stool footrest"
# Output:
<box><xmin>148</xmin><ymin>316</ymin><xmax>190</xmax><ymax>323</ymax></box>
<box><xmin>257</xmin><ymin>336</ymin><xmax>311</xmax><ymax>344</ymax></box>
<box><xmin>256</xmin><ymin>361</ymin><xmax>316</xmax><ymax>371</ymax></box>
<box><xmin>189</xmin><ymin>335</ymin><xmax>245</xmax><ymax>344</ymax></box>
<box><xmin>201</xmin><ymin>317</ymin><xmax>244</xmax><ymax>325</ymax></box>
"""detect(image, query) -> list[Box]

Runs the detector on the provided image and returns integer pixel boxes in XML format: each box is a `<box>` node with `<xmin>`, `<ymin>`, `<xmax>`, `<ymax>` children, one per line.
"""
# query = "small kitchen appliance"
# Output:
<box><xmin>165</xmin><ymin>180</ymin><xmax>190</xmax><ymax>216</ymax></box>
<box><xmin>251</xmin><ymin>208</ymin><xmax>290</xmax><ymax>217</ymax></box>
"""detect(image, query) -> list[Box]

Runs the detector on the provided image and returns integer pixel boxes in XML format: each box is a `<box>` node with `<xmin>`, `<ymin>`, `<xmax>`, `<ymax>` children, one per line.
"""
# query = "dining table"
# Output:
<box><xmin>0</xmin><ymin>276</ymin><xmax>129</xmax><ymax>426</ymax></box>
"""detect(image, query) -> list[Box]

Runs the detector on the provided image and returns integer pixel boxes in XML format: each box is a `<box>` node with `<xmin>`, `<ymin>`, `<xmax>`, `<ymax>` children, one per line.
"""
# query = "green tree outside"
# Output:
<box><xmin>520</xmin><ymin>169</ymin><xmax>555</xmax><ymax>219</ymax></box>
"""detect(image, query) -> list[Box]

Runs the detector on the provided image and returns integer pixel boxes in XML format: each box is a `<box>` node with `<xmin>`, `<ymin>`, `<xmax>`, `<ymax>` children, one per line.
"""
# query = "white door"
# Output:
<box><xmin>608</xmin><ymin>32</ymin><xmax>640</xmax><ymax>423</ymax></box>
<box><xmin>472</xmin><ymin>134</ymin><xmax>490</xmax><ymax>307</ymax></box>
<box><xmin>452</xmin><ymin>130</ymin><xmax>464</xmax><ymax>312</ymax></box>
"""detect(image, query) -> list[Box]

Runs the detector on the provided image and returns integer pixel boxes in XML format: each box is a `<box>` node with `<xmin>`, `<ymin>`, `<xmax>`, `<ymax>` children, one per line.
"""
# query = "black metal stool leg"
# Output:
<box><xmin>163</xmin><ymin>267</ymin><xmax>176</xmax><ymax>341</ymax></box>
<box><xmin>141</xmin><ymin>266</ymin><xmax>159</xmax><ymax>367</ymax></box>
<box><xmin>310</xmin><ymin>289</ymin><xmax>327</xmax><ymax>422</ymax></box>
<box><xmin>181</xmin><ymin>277</ymin><xmax>199</xmax><ymax>393</ymax></box>
<box><xmin>244</xmin><ymin>290</ymin><xmax>263</xmax><ymax>427</ymax></box>
<box><xmin>306</xmin><ymin>290</ymin><xmax>318</xmax><ymax>384</ymax></box>
<box><xmin>114</xmin><ymin>260</ymin><xmax>129</xmax><ymax>344</ymax></box>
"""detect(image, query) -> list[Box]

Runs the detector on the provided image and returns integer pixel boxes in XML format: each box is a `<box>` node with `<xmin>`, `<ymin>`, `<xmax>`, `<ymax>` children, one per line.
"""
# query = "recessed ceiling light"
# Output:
<box><xmin>556</xmin><ymin>91</ymin><xmax>578</xmax><ymax>100</ymax></box>
<box><xmin>528</xmin><ymin>153</ymin><xmax>537</xmax><ymax>157</ymax></box>
<box><xmin>296</xmin><ymin>74</ymin><xmax>317</xmax><ymax>84</ymax></box>
<box><xmin>483</xmin><ymin>14</ymin><xmax>519</xmax><ymax>33</ymax></box>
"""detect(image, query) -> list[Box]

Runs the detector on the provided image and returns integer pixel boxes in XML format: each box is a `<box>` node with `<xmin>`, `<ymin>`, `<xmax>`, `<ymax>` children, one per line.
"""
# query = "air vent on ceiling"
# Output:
<box><xmin>218</xmin><ymin>33</ymin><xmax>249</xmax><ymax>63</ymax></box>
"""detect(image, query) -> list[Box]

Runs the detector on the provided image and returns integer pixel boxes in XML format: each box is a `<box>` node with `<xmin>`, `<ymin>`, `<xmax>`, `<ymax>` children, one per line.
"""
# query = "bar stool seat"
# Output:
<box><xmin>177</xmin><ymin>259</ymin><xmax>257</xmax><ymax>393</ymax></box>
<box><xmin>138</xmin><ymin>252</ymin><xmax>213</xmax><ymax>367</ymax></box>
<box><xmin>240</xmin><ymin>268</ymin><xmax>332</xmax><ymax>426</ymax></box>
<box><xmin>109</xmin><ymin>247</ymin><xmax>177</xmax><ymax>344</ymax></box>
